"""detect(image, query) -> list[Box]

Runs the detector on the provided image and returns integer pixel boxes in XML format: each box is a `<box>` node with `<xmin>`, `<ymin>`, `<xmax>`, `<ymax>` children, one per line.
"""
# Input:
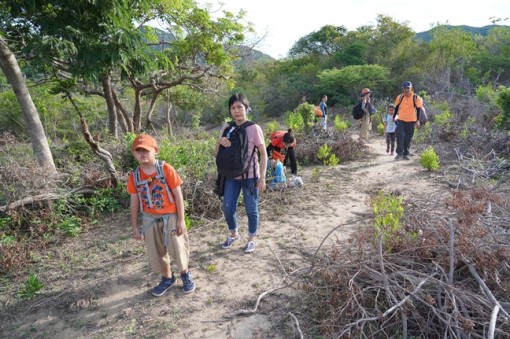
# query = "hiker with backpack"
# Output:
<box><xmin>359</xmin><ymin>88</ymin><xmax>376</xmax><ymax>143</ymax></box>
<box><xmin>127</xmin><ymin>134</ymin><xmax>196</xmax><ymax>296</ymax></box>
<box><xmin>266</xmin><ymin>129</ymin><xmax>298</xmax><ymax>176</ymax></box>
<box><xmin>393</xmin><ymin>81</ymin><xmax>425</xmax><ymax>160</ymax></box>
<box><xmin>216</xmin><ymin>93</ymin><xmax>267</xmax><ymax>253</ymax></box>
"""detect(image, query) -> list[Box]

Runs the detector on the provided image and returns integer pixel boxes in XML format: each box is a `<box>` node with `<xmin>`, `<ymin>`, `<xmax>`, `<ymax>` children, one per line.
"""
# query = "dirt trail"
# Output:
<box><xmin>0</xmin><ymin>134</ymin><xmax>447</xmax><ymax>338</ymax></box>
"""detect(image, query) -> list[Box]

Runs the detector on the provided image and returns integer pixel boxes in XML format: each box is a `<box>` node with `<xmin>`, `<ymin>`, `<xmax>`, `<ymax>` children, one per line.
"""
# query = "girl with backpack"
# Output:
<box><xmin>215</xmin><ymin>93</ymin><xmax>267</xmax><ymax>253</ymax></box>
<box><xmin>266</xmin><ymin>129</ymin><xmax>298</xmax><ymax>175</ymax></box>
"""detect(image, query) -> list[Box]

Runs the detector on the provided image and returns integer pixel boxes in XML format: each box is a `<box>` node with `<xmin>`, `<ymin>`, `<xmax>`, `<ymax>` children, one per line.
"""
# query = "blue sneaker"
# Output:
<box><xmin>222</xmin><ymin>235</ymin><xmax>240</xmax><ymax>249</ymax></box>
<box><xmin>152</xmin><ymin>274</ymin><xmax>176</xmax><ymax>297</ymax></box>
<box><xmin>181</xmin><ymin>271</ymin><xmax>196</xmax><ymax>294</ymax></box>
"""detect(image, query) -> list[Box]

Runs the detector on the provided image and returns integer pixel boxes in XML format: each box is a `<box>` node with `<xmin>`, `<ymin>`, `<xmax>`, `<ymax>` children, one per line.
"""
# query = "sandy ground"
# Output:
<box><xmin>0</xmin><ymin>133</ymin><xmax>448</xmax><ymax>338</ymax></box>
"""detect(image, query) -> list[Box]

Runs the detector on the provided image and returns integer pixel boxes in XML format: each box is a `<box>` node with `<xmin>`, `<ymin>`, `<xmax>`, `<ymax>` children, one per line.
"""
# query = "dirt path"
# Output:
<box><xmin>0</xmin><ymin>134</ymin><xmax>447</xmax><ymax>338</ymax></box>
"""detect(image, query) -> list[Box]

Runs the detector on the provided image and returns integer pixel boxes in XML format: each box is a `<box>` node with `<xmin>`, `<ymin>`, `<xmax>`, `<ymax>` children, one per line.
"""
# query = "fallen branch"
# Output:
<box><xmin>288</xmin><ymin>312</ymin><xmax>304</xmax><ymax>339</ymax></box>
<box><xmin>0</xmin><ymin>187</ymin><xmax>96</xmax><ymax>212</ymax></box>
<box><xmin>231</xmin><ymin>282</ymin><xmax>288</xmax><ymax>316</ymax></box>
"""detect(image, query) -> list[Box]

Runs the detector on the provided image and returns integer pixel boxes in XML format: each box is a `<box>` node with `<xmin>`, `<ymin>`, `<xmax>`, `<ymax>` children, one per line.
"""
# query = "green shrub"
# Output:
<box><xmin>377</xmin><ymin>123</ymin><xmax>385</xmax><ymax>135</ymax></box>
<box><xmin>420</xmin><ymin>146</ymin><xmax>440</xmax><ymax>171</ymax></box>
<box><xmin>58</xmin><ymin>216</ymin><xmax>82</xmax><ymax>237</ymax></box>
<box><xmin>334</xmin><ymin>115</ymin><xmax>349</xmax><ymax>133</ymax></box>
<box><xmin>158</xmin><ymin>137</ymin><xmax>216</xmax><ymax>181</ymax></box>
<box><xmin>292</xmin><ymin>103</ymin><xmax>315</xmax><ymax>132</ymax></box>
<box><xmin>496</xmin><ymin>87</ymin><xmax>510</xmax><ymax>130</ymax></box>
<box><xmin>371</xmin><ymin>191</ymin><xmax>404</xmax><ymax>248</ymax></box>
<box><xmin>266</xmin><ymin>120</ymin><xmax>281</xmax><ymax>135</ymax></box>
<box><xmin>17</xmin><ymin>273</ymin><xmax>44</xmax><ymax>299</ymax></box>
<box><xmin>317</xmin><ymin>143</ymin><xmax>340</xmax><ymax>166</ymax></box>
<box><xmin>284</xmin><ymin>110</ymin><xmax>305</xmax><ymax>133</ymax></box>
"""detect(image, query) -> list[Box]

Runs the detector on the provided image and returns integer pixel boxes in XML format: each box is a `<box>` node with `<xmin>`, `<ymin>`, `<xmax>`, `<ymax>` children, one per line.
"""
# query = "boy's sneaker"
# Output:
<box><xmin>222</xmin><ymin>235</ymin><xmax>240</xmax><ymax>249</ymax></box>
<box><xmin>244</xmin><ymin>241</ymin><xmax>256</xmax><ymax>253</ymax></box>
<box><xmin>180</xmin><ymin>271</ymin><xmax>196</xmax><ymax>294</ymax></box>
<box><xmin>152</xmin><ymin>274</ymin><xmax>176</xmax><ymax>297</ymax></box>
<box><xmin>395</xmin><ymin>154</ymin><xmax>403</xmax><ymax>160</ymax></box>
<box><xmin>403</xmin><ymin>155</ymin><xmax>410</xmax><ymax>160</ymax></box>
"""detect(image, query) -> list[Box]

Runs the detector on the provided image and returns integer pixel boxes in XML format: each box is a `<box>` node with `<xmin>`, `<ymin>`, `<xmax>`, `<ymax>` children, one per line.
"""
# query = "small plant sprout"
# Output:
<box><xmin>420</xmin><ymin>146</ymin><xmax>440</xmax><ymax>171</ymax></box>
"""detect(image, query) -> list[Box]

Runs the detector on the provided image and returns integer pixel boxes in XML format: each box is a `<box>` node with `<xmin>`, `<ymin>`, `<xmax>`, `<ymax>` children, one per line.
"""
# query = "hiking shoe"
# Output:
<box><xmin>244</xmin><ymin>241</ymin><xmax>256</xmax><ymax>253</ymax></box>
<box><xmin>152</xmin><ymin>274</ymin><xmax>176</xmax><ymax>297</ymax></box>
<box><xmin>395</xmin><ymin>154</ymin><xmax>403</xmax><ymax>160</ymax></box>
<box><xmin>222</xmin><ymin>235</ymin><xmax>240</xmax><ymax>249</ymax></box>
<box><xmin>180</xmin><ymin>271</ymin><xmax>196</xmax><ymax>294</ymax></box>
<box><xmin>403</xmin><ymin>155</ymin><xmax>410</xmax><ymax>160</ymax></box>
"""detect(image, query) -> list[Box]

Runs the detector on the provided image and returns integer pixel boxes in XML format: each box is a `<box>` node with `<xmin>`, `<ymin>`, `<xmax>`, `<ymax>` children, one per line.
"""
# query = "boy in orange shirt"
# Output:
<box><xmin>127</xmin><ymin>134</ymin><xmax>195</xmax><ymax>296</ymax></box>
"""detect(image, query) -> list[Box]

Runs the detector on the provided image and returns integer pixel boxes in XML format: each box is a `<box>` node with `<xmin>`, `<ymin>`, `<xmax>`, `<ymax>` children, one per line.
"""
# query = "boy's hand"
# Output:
<box><xmin>175</xmin><ymin>219</ymin><xmax>186</xmax><ymax>236</ymax></box>
<box><xmin>133</xmin><ymin>229</ymin><xmax>142</xmax><ymax>241</ymax></box>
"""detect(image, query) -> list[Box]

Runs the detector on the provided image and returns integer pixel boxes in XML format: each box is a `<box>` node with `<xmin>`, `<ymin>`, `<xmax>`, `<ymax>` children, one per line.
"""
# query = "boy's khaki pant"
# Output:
<box><xmin>142</xmin><ymin>213</ymin><xmax>190</xmax><ymax>274</ymax></box>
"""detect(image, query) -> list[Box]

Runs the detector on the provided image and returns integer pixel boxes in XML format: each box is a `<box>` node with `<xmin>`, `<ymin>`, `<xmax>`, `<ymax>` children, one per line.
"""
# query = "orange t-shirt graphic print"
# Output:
<box><xmin>127</xmin><ymin>163</ymin><xmax>183</xmax><ymax>214</ymax></box>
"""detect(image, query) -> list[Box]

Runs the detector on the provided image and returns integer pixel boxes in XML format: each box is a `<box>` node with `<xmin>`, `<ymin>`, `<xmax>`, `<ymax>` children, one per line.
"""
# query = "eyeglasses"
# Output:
<box><xmin>403</xmin><ymin>87</ymin><xmax>411</xmax><ymax>89</ymax></box>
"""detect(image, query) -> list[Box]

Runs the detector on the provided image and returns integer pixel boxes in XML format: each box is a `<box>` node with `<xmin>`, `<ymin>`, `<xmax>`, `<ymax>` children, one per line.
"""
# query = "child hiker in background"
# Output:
<box><xmin>384</xmin><ymin>104</ymin><xmax>397</xmax><ymax>155</ymax></box>
<box><xmin>127</xmin><ymin>134</ymin><xmax>196</xmax><ymax>296</ymax></box>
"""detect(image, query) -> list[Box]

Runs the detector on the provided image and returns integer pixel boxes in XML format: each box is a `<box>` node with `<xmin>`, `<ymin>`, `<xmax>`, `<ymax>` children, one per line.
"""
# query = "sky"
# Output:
<box><xmin>196</xmin><ymin>0</ymin><xmax>510</xmax><ymax>59</ymax></box>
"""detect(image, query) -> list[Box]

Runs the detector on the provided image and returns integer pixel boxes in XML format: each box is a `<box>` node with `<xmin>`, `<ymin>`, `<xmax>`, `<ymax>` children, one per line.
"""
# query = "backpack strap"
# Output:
<box><xmin>133</xmin><ymin>166</ymin><xmax>144</xmax><ymax>212</ymax></box>
<box><xmin>133</xmin><ymin>160</ymin><xmax>174</xmax><ymax>213</ymax></box>
<box><xmin>156</xmin><ymin>160</ymin><xmax>175</xmax><ymax>204</ymax></box>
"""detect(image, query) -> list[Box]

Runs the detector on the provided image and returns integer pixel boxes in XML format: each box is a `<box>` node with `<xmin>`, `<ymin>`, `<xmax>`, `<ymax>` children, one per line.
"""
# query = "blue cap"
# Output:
<box><xmin>402</xmin><ymin>81</ymin><xmax>412</xmax><ymax>88</ymax></box>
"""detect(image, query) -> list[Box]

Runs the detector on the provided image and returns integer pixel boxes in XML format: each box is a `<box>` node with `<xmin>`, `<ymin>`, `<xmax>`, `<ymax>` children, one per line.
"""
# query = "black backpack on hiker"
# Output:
<box><xmin>352</xmin><ymin>101</ymin><xmax>364</xmax><ymax>120</ymax></box>
<box><xmin>215</xmin><ymin>121</ymin><xmax>257</xmax><ymax>198</ymax></box>
<box><xmin>216</xmin><ymin>121</ymin><xmax>257</xmax><ymax>179</ymax></box>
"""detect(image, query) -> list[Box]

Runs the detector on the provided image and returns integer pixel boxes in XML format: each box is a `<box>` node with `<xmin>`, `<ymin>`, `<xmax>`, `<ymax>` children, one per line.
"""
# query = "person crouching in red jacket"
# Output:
<box><xmin>266</xmin><ymin>129</ymin><xmax>298</xmax><ymax>175</ymax></box>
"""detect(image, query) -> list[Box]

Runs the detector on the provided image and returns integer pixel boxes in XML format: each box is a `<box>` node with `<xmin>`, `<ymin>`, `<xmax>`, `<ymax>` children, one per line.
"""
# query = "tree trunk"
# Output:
<box><xmin>0</xmin><ymin>36</ymin><xmax>57</xmax><ymax>174</ymax></box>
<box><xmin>112</xmin><ymin>90</ymin><xmax>134</xmax><ymax>132</ymax></box>
<box><xmin>102</xmin><ymin>74</ymin><xmax>118</xmax><ymax>139</ymax></box>
<box><xmin>166</xmin><ymin>92</ymin><xmax>174</xmax><ymax>137</ymax></box>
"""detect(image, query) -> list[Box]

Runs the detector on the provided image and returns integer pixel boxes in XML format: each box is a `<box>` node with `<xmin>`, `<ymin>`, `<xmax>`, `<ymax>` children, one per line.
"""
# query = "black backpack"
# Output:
<box><xmin>216</xmin><ymin>121</ymin><xmax>257</xmax><ymax>178</ymax></box>
<box><xmin>352</xmin><ymin>101</ymin><xmax>364</xmax><ymax>120</ymax></box>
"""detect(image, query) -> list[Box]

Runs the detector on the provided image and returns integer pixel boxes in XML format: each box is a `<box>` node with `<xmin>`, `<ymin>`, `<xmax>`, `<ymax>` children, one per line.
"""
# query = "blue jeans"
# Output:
<box><xmin>223</xmin><ymin>178</ymin><xmax>259</xmax><ymax>237</ymax></box>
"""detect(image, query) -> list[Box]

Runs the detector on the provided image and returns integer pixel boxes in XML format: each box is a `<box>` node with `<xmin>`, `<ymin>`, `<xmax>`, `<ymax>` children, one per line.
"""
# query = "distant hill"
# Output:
<box><xmin>146</xmin><ymin>26</ymin><xmax>273</xmax><ymax>66</ymax></box>
<box><xmin>416</xmin><ymin>25</ymin><xmax>510</xmax><ymax>42</ymax></box>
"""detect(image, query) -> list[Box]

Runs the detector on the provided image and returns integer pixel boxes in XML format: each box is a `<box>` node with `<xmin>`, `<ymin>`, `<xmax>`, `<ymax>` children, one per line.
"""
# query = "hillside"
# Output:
<box><xmin>415</xmin><ymin>24</ymin><xmax>510</xmax><ymax>42</ymax></box>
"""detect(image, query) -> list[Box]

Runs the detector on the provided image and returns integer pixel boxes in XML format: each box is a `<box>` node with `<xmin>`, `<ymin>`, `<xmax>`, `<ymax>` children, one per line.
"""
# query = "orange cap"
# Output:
<box><xmin>361</xmin><ymin>88</ymin><xmax>372</xmax><ymax>95</ymax></box>
<box><xmin>132</xmin><ymin>134</ymin><xmax>158</xmax><ymax>152</ymax></box>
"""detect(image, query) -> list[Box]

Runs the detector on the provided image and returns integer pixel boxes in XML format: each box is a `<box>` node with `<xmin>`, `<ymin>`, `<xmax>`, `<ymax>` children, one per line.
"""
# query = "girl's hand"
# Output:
<box><xmin>257</xmin><ymin>177</ymin><xmax>266</xmax><ymax>192</ymax></box>
<box><xmin>218</xmin><ymin>137</ymin><xmax>231</xmax><ymax>147</ymax></box>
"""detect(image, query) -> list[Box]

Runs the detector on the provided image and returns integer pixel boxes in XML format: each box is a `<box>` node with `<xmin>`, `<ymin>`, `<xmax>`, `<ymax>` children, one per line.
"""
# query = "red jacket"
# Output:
<box><xmin>269</xmin><ymin>131</ymin><xmax>296</xmax><ymax>162</ymax></box>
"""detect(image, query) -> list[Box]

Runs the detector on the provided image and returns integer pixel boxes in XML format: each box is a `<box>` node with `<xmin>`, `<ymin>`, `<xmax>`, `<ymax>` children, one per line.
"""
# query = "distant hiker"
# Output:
<box><xmin>319</xmin><ymin>94</ymin><xmax>328</xmax><ymax>130</ymax></box>
<box><xmin>266</xmin><ymin>129</ymin><xmax>298</xmax><ymax>175</ymax></box>
<box><xmin>216</xmin><ymin>93</ymin><xmax>267</xmax><ymax>253</ymax></box>
<box><xmin>394</xmin><ymin>81</ymin><xmax>424</xmax><ymax>160</ymax></box>
<box><xmin>384</xmin><ymin>104</ymin><xmax>397</xmax><ymax>155</ymax></box>
<box><xmin>299</xmin><ymin>94</ymin><xmax>307</xmax><ymax>105</ymax></box>
<box><xmin>358</xmin><ymin>88</ymin><xmax>376</xmax><ymax>143</ymax></box>
<box><xmin>127</xmin><ymin>134</ymin><xmax>196</xmax><ymax>296</ymax></box>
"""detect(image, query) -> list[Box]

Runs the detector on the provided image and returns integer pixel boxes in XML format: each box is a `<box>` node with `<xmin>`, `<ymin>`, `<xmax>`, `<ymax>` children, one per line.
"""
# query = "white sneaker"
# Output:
<box><xmin>244</xmin><ymin>241</ymin><xmax>256</xmax><ymax>253</ymax></box>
